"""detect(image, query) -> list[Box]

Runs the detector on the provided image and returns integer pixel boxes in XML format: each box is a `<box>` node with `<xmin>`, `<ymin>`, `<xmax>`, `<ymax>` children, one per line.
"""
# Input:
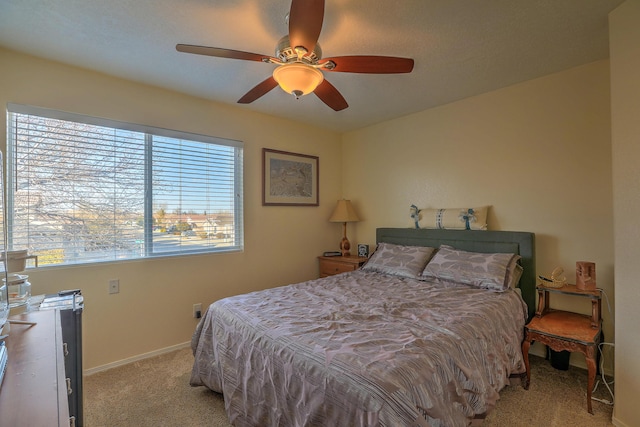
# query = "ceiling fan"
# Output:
<box><xmin>176</xmin><ymin>0</ymin><xmax>414</xmax><ymax>111</ymax></box>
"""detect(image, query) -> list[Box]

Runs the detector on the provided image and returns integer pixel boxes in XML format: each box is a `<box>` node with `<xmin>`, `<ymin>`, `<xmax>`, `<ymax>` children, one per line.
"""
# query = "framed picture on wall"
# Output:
<box><xmin>263</xmin><ymin>148</ymin><xmax>319</xmax><ymax>206</ymax></box>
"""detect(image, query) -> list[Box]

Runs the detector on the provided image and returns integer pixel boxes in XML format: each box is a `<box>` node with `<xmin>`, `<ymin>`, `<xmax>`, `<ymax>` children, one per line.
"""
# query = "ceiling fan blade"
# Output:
<box><xmin>176</xmin><ymin>44</ymin><xmax>272</xmax><ymax>63</ymax></box>
<box><xmin>321</xmin><ymin>56</ymin><xmax>414</xmax><ymax>74</ymax></box>
<box><xmin>314</xmin><ymin>80</ymin><xmax>348</xmax><ymax>111</ymax></box>
<box><xmin>237</xmin><ymin>77</ymin><xmax>279</xmax><ymax>104</ymax></box>
<box><xmin>288</xmin><ymin>0</ymin><xmax>324</xmax><ymax>54</ymax></box>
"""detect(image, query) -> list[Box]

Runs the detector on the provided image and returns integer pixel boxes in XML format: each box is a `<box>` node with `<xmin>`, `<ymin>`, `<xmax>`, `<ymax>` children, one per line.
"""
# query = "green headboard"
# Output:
<box><xmin>376</xmin><ymin>228</ymin><xmax>537</xmax><ymax>320</ymax></box>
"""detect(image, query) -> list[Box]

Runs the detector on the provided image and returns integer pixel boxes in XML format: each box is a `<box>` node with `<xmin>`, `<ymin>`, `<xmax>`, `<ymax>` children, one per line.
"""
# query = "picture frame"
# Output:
<box><xmin>263</xmin><ymin>148</ymin><xmax>319</xmax><ymax>206</ymax></box>
<box><xmin>357</xmin><ymin>244</ymin><xmax>369</xmax><ymax>258</ymax></box>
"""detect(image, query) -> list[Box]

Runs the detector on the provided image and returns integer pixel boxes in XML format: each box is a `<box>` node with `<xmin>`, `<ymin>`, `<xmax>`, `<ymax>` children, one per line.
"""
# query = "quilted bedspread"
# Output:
<box><xmin>190</xmin><ymin>270</ymin><xmax>528</xmax><ymax>427</ymax></box>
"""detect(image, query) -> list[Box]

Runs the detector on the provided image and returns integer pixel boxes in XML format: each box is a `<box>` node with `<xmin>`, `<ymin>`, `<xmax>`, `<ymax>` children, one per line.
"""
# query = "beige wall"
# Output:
<box><xmin>610</xmin><ymin>1</ymin><xmax>640</xmax><ymax>426</ymax></box>
<box><xmin>0</xmin><ymin>47</ymin><xmax>344</xmax><ymax>370</ymax></box>
<box><xmin>342</xmin><ymin>60</ymin><xmax>615</xmax><ymax>372</ymax></box>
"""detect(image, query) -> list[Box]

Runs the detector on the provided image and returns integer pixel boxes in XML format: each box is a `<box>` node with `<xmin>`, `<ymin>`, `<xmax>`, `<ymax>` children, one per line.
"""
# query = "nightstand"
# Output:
<box><xmin>318</xmin><ymin>255</ymin><xmax>368</xmax><ymax>278</ymax></box>
<box><xmin>522</xmin><ymin>283</ymin><xmax>602</xmax><ymax>414</ymax></box>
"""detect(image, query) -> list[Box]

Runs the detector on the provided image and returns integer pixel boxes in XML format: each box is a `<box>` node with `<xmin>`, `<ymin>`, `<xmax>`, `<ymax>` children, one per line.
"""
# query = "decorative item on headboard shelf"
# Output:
<box><xmin>409</xmin><ymin>204</ymin><xmax>489</xmax><ymax>230</ymax></box>
<box><xmin>410</xmin><ymin>205</ymin><xmax>421</xmax><ymax>229</ymax></box>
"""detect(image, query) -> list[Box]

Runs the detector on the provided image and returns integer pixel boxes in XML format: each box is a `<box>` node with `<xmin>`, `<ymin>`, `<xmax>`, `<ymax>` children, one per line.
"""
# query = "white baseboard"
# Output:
<box><xmin>84</xmin><ymin>341</ymin><xmax>191</xmax><ymax>376</ymax></box>
<box><xmin>612</xmin><ymin>415</ymin><xmax>630</xmax><ymax>427</ymax></box>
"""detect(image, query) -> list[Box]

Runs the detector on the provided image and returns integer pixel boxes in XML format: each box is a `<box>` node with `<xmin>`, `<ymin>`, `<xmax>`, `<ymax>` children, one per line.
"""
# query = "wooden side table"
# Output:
<box><xmin>522</xmin><ymin>284</ymin><xmax>602</xmax><ymax>414</ymax></box>
<box><xmin>318</xmin><ymin>255</ymin><xmax>368</xmax><ymax>278</ymax></box>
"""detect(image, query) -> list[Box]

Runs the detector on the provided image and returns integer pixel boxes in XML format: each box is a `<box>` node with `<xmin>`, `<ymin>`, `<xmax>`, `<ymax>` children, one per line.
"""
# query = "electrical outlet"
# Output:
<box><xmin>193</xmin><ymin>303</ymin><xmax>202</xmax><ymax>319</ymax></box>
<box><xmin>108</xmin><ymin>279</ymin><xmax>120</xmax><ymax>294</ymax></box>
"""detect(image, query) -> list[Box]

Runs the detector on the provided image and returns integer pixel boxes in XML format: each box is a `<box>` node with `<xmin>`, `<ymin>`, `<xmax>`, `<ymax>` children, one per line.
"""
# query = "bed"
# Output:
<box><xmin>190</xmin><ymin>228</ymin><xmax>536</xmax><ymax>426</ymax></box>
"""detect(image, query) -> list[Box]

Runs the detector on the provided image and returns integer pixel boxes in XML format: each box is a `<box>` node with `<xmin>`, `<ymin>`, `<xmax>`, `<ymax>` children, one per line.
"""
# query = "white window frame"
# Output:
<box><xmin>6</xmin><ymin>103</ymin><xmax>244</xmax><ymax>267</ymax></box>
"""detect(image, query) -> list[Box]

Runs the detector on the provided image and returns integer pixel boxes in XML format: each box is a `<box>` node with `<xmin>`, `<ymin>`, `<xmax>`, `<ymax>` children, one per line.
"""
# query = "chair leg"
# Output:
<box><xmin>586</xmin><ymin>346</ymin><xmax>597</xmax><ymax>414</ymax></box>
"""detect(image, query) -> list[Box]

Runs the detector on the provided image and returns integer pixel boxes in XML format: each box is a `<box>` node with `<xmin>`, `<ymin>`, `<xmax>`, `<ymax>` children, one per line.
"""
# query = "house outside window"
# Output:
<box><xmin>5</xmin><ymin>104</ymin><xmax>243</xmax><ymax>267</ymax></box>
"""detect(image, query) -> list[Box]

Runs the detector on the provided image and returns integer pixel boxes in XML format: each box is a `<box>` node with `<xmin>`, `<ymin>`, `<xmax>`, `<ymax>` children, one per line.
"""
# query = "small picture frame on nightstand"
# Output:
<box><xmin>357</xmin><ymin>244</ymin><xmax>369</xmax><ymax>258</ymax></box>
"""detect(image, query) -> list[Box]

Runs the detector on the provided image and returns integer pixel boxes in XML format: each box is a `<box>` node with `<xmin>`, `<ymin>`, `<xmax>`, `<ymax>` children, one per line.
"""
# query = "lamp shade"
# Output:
<box><xmin>273</xmin><ymin>62</ymin><xmax>324</xmax><ymax>98</ymax></box>
<box><xmin>329</xmin><ymin>199</ymin><xmax>360</xmax><ymax>223</ymax></box>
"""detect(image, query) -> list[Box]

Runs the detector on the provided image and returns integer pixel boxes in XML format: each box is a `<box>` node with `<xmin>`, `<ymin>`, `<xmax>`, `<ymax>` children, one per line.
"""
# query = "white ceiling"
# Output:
<box><xmin>0</xmin><ymin>0</ymin><xmax>624</xmax><ymax>133</ymax></box>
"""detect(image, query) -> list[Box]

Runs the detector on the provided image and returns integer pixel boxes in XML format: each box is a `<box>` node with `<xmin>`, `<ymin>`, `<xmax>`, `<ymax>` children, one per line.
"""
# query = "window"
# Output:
<box><xmin>6</xmin><ymin>104</ymin><xmax>243</xmax><ymax>267</ymax></box>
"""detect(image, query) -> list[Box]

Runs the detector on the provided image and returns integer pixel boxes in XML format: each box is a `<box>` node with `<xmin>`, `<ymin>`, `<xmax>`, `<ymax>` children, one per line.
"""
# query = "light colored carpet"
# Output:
<box><xmin>84</xmin><ymin>347</ymin><xmax>614</xmax><ymax>426</ymax></box>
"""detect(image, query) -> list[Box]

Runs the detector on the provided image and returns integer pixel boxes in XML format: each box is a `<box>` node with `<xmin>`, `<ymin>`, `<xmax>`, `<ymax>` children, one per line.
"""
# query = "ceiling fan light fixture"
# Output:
<box><xmin>273</xmin><ymin>63</ymin><xmax>324</xmax><ymax>99</ymax></box>
<box><xmin>177</xmin><ymin>1</ymin><xmax>413</xmax><ymax>110</ymax></box>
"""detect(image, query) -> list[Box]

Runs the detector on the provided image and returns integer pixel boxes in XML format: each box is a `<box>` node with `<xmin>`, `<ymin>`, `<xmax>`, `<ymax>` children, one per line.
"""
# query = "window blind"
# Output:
<box><xmin>6</xmin><ymin>104</ymin><xmax>243</xmax><ymax>266</ymax></box>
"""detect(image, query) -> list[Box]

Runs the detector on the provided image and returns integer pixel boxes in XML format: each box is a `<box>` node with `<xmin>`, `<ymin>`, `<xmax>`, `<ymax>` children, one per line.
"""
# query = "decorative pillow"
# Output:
<box><xmin>421</xmin><ymin>245</ymin><xmax>520</xmax><ymax>291</ymax></box>
<box><xmin>362</xmin><ymin>242</ymin><xmax>436</xmax><ymax>279</ymax></box>
<box><xmin>409</xmin><ymin>205</ymin><xmax>488</xmax><ymax>230</ymax></box>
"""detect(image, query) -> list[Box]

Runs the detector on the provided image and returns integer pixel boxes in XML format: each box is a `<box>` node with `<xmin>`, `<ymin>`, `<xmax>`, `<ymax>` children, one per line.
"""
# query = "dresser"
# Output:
<box><xmin>0</xmin><ymin>310</ymin><xmax>71</xmax><ymax>426</ymax></box>
<box><xmin>41</xmin><ymin>293</ymin><xmax>85</xmax><ymax>426</ymax></box>
<box><xmin>0</xmin><ymin>293</ymin><xmax>84</xmax><ymax>427</ymax></box>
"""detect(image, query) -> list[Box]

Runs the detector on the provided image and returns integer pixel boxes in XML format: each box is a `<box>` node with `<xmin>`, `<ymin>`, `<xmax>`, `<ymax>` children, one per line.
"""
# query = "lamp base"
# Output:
<box><xmin>340</xmin><ymin>237</ymin><xmax>351</xmax><ymax>257</ymax></box>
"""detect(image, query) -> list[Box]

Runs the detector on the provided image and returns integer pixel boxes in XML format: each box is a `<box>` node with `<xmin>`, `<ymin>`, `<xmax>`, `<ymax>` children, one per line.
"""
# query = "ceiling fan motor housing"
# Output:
<box><xmin>276</xmin><ymin>36</ymin><xmax>322</xmax><ymax>64</ymax></box>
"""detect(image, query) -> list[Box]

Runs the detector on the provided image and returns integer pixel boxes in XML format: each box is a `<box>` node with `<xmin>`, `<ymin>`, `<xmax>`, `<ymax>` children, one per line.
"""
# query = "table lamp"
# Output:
<box><xmin>329</xmin><ymin>199</ymin><xmax>360</xmax><ymax>256</ymax></box>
